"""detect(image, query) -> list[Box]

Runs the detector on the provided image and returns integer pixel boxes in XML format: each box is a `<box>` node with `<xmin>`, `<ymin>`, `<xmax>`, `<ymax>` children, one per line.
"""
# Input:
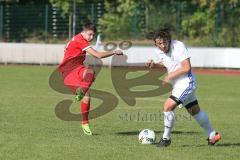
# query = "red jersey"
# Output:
<box><xmin>58</xmin><ymin>33</ymin><xmax>91</xmax><ymax>73</ymax></box>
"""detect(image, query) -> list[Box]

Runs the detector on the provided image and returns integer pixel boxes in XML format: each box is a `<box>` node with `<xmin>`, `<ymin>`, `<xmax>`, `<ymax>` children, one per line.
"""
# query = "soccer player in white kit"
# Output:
<box><xmin>147</xmin><ymin>29</ymin><xmax>221</xmax><ymax>147</ymax></box>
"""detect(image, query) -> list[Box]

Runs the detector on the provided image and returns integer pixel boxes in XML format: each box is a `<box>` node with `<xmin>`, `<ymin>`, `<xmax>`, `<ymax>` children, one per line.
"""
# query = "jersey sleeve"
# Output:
<box><xmin>178</xmin><ymin>42</ymin><xmax>190</xmax><ymax>62</ymax></box>
<box><xmin>153</xmin><ymin>49</ymin><xmax>163</xmax><ymax>63</ymax></box>
<box><xmin>82</xmin><ymin>43</ymin><xmax>91</xmax><ymax>51</ymax></box>
<box><xmin>73</xmin><ymin>36</ymin><xmax>91</xmax><ymax>51</ymax></box>
<box><xmin>79</xmin><ymin>39</ymin><xmax>91</xmax><ymax>51</ymax></box>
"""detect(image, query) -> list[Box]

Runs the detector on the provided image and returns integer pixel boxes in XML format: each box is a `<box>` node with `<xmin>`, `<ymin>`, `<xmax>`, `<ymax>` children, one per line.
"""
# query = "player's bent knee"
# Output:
<box><xmin>80</xmin><ymin>69</ymin><xmax>95</xmax><ymax>94</ymax></box>
<box><xmin>82</xmin><ymin>95</ymin><xmax>90</xmax><ymax>104</ymax></box>
<box><xmin>83</xmin><ymin>69</ymin><xmax>95</xmax><ymax>83</ymax></box>
<box><xmin>163</xmin><ymin>98</ymin><xmax>178</xmax><ymax>112</ymax></box>
<box><xmin>186</xmin><ymin>100</ymin><xmax>200</xmax><ymax>115</ymax></box>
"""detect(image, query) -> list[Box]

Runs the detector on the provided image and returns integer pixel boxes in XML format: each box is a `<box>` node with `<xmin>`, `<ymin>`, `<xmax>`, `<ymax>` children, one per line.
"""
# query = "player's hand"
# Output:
<box><xmin>159</xmin><ymin>59</ymin><xmax>164</xmax><ymax>66</ymax></box>
<box><xmin>146</xmin><ymin>59</ymin><xmax>155</xmax><ymax>69</ymax></box>
<box><xmin>162</xmin><ymin>75</ymin><xmax>170</xmax><ymax>85</ymax></box>
<box><xmin>113</xmin><ymin>50</ymin><xmax>123</xmax><ymax>55</ymax></box>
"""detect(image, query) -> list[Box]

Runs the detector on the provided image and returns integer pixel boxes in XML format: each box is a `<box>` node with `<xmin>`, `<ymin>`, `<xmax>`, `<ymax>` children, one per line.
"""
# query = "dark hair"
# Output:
<box><xmin>153</xmin><ymin>28</ymin><xmax>171</xmax><ymax>42</ymax></box>
<box><xmin>82</xmin><ymin>22</ymin><xmax>97</xmax><ymax>33</ymax></box>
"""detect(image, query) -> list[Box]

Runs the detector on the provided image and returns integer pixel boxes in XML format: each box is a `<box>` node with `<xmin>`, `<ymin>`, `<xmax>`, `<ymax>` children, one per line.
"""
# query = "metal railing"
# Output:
<box><xmin>0</xmin><ymin>3</ymin><xmax>103</xmax><ymax>43</ymax></box>
<box><xmin>0</xmin><ymin>2</ymin><xmax>239</xmax><ymax>47</ymax></box>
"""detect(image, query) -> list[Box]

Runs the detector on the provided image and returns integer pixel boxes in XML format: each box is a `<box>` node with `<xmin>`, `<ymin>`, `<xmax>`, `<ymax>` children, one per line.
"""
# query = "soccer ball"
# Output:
<box><xmin>138</xmin><ymin>129</ymin><xmax>156</xmax><ymax>144</ymax></box>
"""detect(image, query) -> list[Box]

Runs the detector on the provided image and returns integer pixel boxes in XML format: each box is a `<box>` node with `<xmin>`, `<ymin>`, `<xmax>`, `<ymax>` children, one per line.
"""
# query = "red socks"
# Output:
<box><xmin>81</xmin><ymin>101</ymin><xmax>90</xmax><ymax>124</ymax></box>
<box><xmin>80</xmin><ymin>71</ymin><xmax>94</xmax><ymax>94</ymax></box>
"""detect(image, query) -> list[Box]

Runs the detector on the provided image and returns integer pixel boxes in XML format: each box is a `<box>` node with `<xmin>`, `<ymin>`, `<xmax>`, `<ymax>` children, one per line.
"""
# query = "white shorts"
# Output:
<box><xmin>171</xmin><ymin>81</ymin><xmax>197</xmax><ymax>107</ymax></box>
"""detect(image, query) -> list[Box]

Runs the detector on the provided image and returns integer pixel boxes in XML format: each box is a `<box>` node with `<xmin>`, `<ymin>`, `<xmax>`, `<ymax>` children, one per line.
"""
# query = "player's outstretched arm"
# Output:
<box><xmin>163</xmin><ymin>58</ymin><xmax>191</xmax><ymax>84</ymax></box>
<box><xmin>86</xmin><ymin>47</ymin><xmax>123</xmax><ymax>59</ymax></box>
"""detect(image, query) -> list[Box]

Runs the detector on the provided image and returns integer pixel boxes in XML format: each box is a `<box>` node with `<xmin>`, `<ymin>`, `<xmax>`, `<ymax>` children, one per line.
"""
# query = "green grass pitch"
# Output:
<box><xmin>0</xmin><ymin>65</ymin><xmax>240</xmax><ymax>160</ymax></box>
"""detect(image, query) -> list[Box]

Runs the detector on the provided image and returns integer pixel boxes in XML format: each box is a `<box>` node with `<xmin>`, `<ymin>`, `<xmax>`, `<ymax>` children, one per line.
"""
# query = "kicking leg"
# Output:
<box><xmin>186</xmin><ymin>101</ymin><xmax>221</xmax><ymax>145</ymax></box>
<box><xmin>75</xmin><ymin>68</ymin><xmax>95</xmax><ymax>101</ymax></box>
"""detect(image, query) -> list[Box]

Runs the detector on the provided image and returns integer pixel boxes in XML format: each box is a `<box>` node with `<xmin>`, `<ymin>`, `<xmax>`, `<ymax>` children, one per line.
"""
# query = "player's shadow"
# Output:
<box><xmin>182</xmin><ymin>143</ymin><xmax>240</xmax><ymax>147</ymax></box>
<box><xmin>115</xmin><ymin>130</ymin><xmax>199</xmax><ymax>136</ymax></box>
<box><xmin>212</xmin><ymin>143</ymin><xmax>240</xmax><ymax>147</ymax></box>
<box><xmin>91</xmin><ymin>133</ymin><xmax>100</xmax><ymax>136</ymax></box>
<box><xmin>115</xmin><ymin>130</ymin><xmax>162</xmax><ymax>136</ymax></box>
<box><xmin>172</xmin><ymin>130</ymin><xmax>200</xmax><ymax>135</ymax></box>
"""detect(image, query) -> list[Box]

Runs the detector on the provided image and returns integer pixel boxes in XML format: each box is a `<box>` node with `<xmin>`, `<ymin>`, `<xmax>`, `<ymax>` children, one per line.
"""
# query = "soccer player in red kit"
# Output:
<box><xmin>58</xmin><ymin>23</ymin><xmax>123</xmax><ymax>135</ymax></box>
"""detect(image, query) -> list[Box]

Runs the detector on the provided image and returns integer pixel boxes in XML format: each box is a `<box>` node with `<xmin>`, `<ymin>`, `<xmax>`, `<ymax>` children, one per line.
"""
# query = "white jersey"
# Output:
<box><xmin>153</xmin><ymin>40</ymin><xmax>196</xmax><ymax>89</ymax></box>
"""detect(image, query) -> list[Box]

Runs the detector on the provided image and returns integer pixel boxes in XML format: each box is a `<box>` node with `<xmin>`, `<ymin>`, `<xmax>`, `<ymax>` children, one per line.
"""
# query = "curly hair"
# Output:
<box><xmin>82</xmin><ymin>22</ymin><xmax>97</xmax><ymax>33</ymax></box>
<box><xmin>153</xmin><ymin>29</ymin><xmax>171</xmax><ymax>43</ymax></box>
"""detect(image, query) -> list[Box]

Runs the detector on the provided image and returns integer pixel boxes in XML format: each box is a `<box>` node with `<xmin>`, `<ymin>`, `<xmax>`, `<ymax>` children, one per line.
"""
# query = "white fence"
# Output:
<box><xmin>0</xmin><ymin>43</ymin><xmax>240</xmax><ymax>68</ymax></box>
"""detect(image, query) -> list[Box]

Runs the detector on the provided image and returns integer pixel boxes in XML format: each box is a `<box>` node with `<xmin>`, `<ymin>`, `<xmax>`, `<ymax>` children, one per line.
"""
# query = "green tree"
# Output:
<box><xmin>99</xmin><ymin>0</ymin><xmax>143</xmax><ymax>40</ymax></box>
<box><xmin>99</xmin><ymin>0</ymin><xmax>177</xmax><ymax>40</ymax></box>
<box><xmin>181</xmin><ymin>0</ymin><xmax>240</xmax><ymax>46</ymax></box>
<box><xmin>49</xmin><ymin>0</ymin><xmax>71</xmax><ymax>15</ymax></box>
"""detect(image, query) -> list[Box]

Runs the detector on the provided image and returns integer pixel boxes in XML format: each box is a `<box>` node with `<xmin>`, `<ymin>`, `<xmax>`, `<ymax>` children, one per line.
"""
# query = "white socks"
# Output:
<box><xmin>193</xmin><ymin>110</ymin><xmax>216</xmax><ymax>138</ymax></box>
<box><xmin>163</xmin><ymin>111</ymin><xmax>175</xmax><ymax>140</ymax></box>
<box><xmin>162</xmin><ymin>110</ymin><xmax>215</xmax><ymax>140</ymax></box>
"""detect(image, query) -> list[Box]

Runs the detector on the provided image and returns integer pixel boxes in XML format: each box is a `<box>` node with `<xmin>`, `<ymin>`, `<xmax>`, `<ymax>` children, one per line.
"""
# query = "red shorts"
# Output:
<box><xmin>61</xmin><ymin>66</ymin><xmax>88</xmax><ymax>94</ymax></box>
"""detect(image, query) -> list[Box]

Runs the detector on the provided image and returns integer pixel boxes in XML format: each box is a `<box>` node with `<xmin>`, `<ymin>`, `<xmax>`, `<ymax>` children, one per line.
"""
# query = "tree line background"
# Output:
<box><xmin>0</xmin><ymin>0</ymin><xmax>239</xmax><ymax>47</ymax></box>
